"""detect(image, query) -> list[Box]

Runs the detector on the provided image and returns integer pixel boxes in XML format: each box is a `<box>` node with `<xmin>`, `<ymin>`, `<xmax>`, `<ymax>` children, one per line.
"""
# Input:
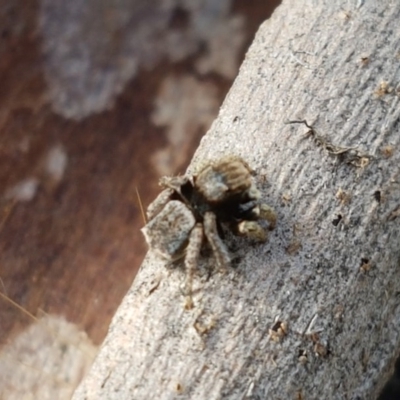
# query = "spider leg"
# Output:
<box><xmin>259</xmin><ymin>203</ymin><xmax>277</xmax><ymax>230</ymax></box>
<box><xmin>159</xmin><ymin>175</ymin><xmax>191</xmax><ymax>192</ymax></box>
<box><xmin>234</xmin><ymin>203</ymin><xmax>276</xmax><ymax>242</ymax></box>
<box><xmin>184</xmin><ymin>223</ymin><xmax>203</xmax><ymax>310</ymax></box>
<box><xmin>204</xmin><ymin>211</ymin><xmax>231</xmax><ymax>272</ymax></box>
<box><xmin>142</xmin><ymin>200</ymin><xmax>196</xmax><ymax>261</ymax></box>
<box><xmin>236</xmin><ymin>220</ymin><xmax>268</xmax><ymax>242</ymax></box>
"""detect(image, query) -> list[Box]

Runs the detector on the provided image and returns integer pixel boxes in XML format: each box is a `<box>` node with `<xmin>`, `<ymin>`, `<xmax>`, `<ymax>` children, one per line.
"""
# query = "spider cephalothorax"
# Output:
<box><xmin>141</xmin><ymin>156</ymin><xmax>276</xmax><ymax>308</ymax></box>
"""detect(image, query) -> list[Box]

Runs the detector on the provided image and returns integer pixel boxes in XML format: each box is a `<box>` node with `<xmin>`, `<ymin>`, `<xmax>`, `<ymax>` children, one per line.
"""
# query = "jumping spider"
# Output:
<box><xmin>141</xmin><ymin>156</ymin><xmax>276</xmax><ymax>309</ymax></box>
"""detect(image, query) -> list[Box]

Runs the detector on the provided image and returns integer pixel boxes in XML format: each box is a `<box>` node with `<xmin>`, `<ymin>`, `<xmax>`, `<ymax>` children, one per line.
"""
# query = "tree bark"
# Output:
<box><xmin>73</xmin><ymin>1</ymin><xmax>400</xmax><ymax>399</ymax></box>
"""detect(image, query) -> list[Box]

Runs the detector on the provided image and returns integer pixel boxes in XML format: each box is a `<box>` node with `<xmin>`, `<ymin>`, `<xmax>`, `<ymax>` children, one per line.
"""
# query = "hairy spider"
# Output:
<box><xmin>141</xmin><ymin>156</ymin><xmax>276</xmax><ymax>309</ymax></box>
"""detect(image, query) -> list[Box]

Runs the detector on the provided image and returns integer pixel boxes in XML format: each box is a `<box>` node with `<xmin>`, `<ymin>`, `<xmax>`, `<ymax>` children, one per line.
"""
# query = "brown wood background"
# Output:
<box><xmin>0</xmin><ymin>0</ymin><xmax>280</xmax><ymax>348</ymax></box>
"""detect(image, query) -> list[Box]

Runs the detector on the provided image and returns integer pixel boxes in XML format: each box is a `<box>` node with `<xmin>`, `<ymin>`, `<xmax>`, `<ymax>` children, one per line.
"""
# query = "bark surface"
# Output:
<box><xmin>73</xmin><ymin>1</ymin><xmax>400</xmax><ymax>399</ymax></box>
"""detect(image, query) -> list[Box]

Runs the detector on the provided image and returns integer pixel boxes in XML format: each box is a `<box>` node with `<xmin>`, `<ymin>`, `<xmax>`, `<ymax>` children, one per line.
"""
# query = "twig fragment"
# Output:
<box><xmin>285</xmin><ymin>119</ymin><xmax>374</xmax><ymax>167</ymax></box>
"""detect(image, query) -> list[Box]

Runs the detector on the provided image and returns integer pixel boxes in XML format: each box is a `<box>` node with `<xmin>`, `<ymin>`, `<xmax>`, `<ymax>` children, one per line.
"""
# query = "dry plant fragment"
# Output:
<box><xmin>340</xmin><ymin>10</ymin><xmax>352</xmax><ymax>21</ymax></box>
<box><xmin>360</xmin><ymin>258</ymin><xmax>372</xmax><ymax>273</ymax></box>
<box><xmin>336</xmin><ymin>188</ymin><xmax>351</xmax><ymax>205</ymax></box>
<box><xmin>194</xmin><ymin>312</ymin><xmax>217</xmax><ymax>336</ymax></box>
<box><xmin>388</xmin><ymin>206</ymin><xmax>400</xmax><ymax>221</ymax></box>
<box><xmin>296</xmin><ymin>390</ymin><xmax>305</xmax><ymax>400</ymax></box>
<box><xmin>360</xmin><ymin>56</ymin><xmax>370</xmax><ymax>66</ymax></box>
<box><xmin>307</xmin><ymin>332</ymin><xmax>330</xmax><ymax>358</ymax></box>
<box><xmin>380</xmin><ymin>145</ymin><xmax>394</xmax><ymax>158</ymax></box>
<box><xmin>298</xmin><ymin>349</ymin><xmax>308</xmax><ymax>364</ymax></box>
<box><xmin>285</xmin><ymin>119</ymin><xmax>374</xmax><ymax>168</ymax></box>
<box><xmin>142</xmin><ymin>156</ymin><xmax>277</xmax><ymax>308</ymax></box>
<box><xmin>286</xmin><ymin>239</ymin><xmax>302</xmax><ymax>255</ymax></box>
<box><xmin>374</xmin><ymin>81</ymin><xmax>393</xmax><ymax>97</ymax></box>
<box><xmin>281</xmin><ymin>193</ymin><xmax>292</xmax><ymax>206</ymax></box>
<box><xmin>175</xmin><ymin>383</ymin><xmax>184</xmax><ymax>394</ymax></box>
<box><xmin>314</xmin><ymin>341</ymin><xmax>329</xmax><ymax>358</ymax></box>
<box><xmin>269</xmin><ymin>320</ymin><xmax>288</xmax><ymax>342</ymax></box>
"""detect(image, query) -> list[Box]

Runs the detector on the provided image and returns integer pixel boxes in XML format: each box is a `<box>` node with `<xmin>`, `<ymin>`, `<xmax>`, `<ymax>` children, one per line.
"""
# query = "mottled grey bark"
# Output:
<box><xmin>73</xmin><ymin>1</ymin><xmax>400</xmax><ymax>399</ymax></box>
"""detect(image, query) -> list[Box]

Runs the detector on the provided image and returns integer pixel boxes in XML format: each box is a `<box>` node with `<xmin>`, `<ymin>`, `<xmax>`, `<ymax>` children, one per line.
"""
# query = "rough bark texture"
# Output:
<box><xmin>73</xmin><ymin>1</ymin><xmax>400</xmax><ymax>399</ymax></box>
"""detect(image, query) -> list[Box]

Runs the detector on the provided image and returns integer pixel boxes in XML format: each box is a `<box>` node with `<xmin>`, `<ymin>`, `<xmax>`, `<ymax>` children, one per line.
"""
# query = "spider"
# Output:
<box><xmin>141</xmin><ymin>155</ymin><xmax>276</xmax><ymax>309</ymax></box>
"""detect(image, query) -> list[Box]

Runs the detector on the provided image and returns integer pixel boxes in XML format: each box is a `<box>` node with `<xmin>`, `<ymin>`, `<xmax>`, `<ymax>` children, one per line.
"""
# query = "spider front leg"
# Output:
<box><xmin>235</xmin><ymin>203</ymin><xmax>276</xmax><ymax>242</ymax></box>
<box><xmin>259</xmin><ymin>203</ymin><xmax>277</xmax><ymax>230</ymax></box>
<box><xmin>204</xmin><ymin>211</ymin><xmax>231</xmax><ymax>273</ymax></box>
<box><xmin>184</xmin><ymin>223</ymin><xmax>203</xmax><ymax>310</ymax></box>
<box><xmin>236</xmin><ymin>220</ymin><xmax>267</xmax><ymax>242</ymax></box>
